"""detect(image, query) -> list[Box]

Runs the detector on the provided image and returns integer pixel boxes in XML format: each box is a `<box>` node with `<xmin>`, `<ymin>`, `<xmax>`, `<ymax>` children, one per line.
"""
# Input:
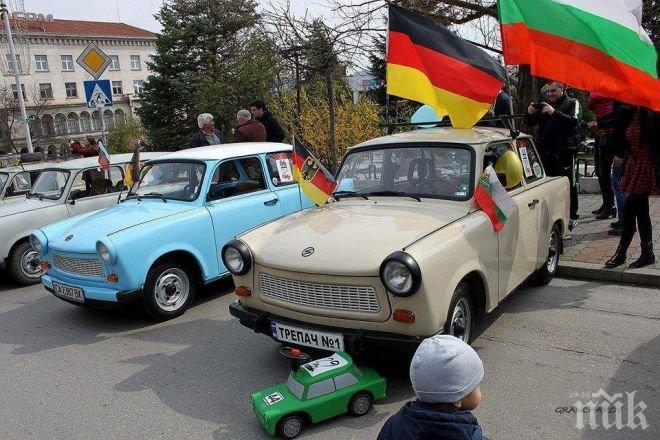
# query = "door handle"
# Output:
<box><xmin>264</xmin><ymin>198</ymin><xmax>279</xmax><ymax>206</ymax></box>
<box><xmin>528</xmin><ymin>199</ymin><xmax>539</xmax><ymax>208</ymax></box>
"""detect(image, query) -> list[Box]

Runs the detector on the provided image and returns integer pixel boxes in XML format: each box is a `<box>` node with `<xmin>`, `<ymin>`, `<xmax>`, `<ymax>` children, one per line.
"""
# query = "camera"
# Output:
<box><xmin>532</xmin><ymin>103</ymin><xmax>545</xmax><ymax>111</ymax></box>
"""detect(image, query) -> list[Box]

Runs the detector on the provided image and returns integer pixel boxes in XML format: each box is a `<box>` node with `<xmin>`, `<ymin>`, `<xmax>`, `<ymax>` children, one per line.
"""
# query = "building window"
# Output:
<box><xmin>6</xmin><ymin>54</ymin><xmax>22</xmax><ymax>73</ymax></box>
<box><xmin>39</xmin><ymin>83</ymin><xmax>53</xmax><ymax>99</ymax></box>
<box><xmin>109</xmin><ymin>55</ymin><xmax>120</xmax><ymax>70</ymax></box>
<box><xmin>133</xmin><ymin>79</ymin><xmax>145</xmax><ymax>95</ymax></box>
<box><xmin>103</xmin><ymin>110</ymin><xmax>113</xmax><ymax>128</ymax></box>
<box><xmin>80</xmin><ymin>112</ymin><xmax>91</xmax><ymax>132</ymax></box>
<box><xmin>65</xmin><ymin>82</ymin><xmax>78</xmax><ymax>98</ymax></box>
<box><xmin>11</xmin><ymin>84</ymin><xmax>26</xmax><ymax>100</ymax></box>
<box><xmin>34</xmin><ymin>55</ymin><xmax>49</xmax><ymax>71</ymax></box>
<box><xmin>67</xmin><ymin>113</ymin><xmax>79</xmax><ymax>134</ymax></box>
<box><xmin>54</xmin><ymin>114</ymin><xmax>67</xmax><ymax>135</ymax></box>
<box><xmin>111</xmin><ymin>80</ymin><xmax>123</xmax><ymax>95</ymax></box>
<box><xmin>61</xmin><ymin>55</ymin><xmax>74</xmax><ymax>71</ymax></box>
<box><xmin>130</xmin><ymin>55</ymin><xmax>141</xmax><ymax>70</ymax></box>
<box><xmin>92</xmin><ymin>111</ymin><xmax>101</xmax><ymax>131</ymax></box>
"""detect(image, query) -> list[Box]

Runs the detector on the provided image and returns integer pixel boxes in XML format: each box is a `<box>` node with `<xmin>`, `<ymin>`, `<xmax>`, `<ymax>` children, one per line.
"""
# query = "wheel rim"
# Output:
<box><xmin>449</xmin><ymin>298</ymin><xmax>471</xmax><ymax>342</ymax></box>
<box><xmin>282</xmin><ymin>418</ymin><xmax>302</xmax><ymax>438</ymax></box>
<box><xmin>547</xmin><ymin>230</ymin><xmax>559</xmax><ymax>274</ymax></box>
<box><xmin>353</xmin><ymin>396</ymin><xmax>371</xmax><ymax>415</ymax></box>
<box><xmin>154</xmin><ymin>268</ymin><xmax>190</xmax><ymax>312</ymax></box>
<box><xmin>21</xmin><ymin>249</ymin><xmax>43</xmax><ymax>278</ymax></box>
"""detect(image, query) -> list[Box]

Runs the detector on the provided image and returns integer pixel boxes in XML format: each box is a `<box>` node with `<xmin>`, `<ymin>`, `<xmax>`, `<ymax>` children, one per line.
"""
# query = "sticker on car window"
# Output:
<box><xmin>518</xmin><ymin>147</ymin><xmax>533</xmax><ymax>177</ymax></box>
<box><xmin>276</xmin><ymin>158</ymin><xmax>294</xmax><ymax>183</ymax></box>
<box><xmin>533</xmin><ymin>162</ymin><xmax>542</xmax><ymax>178</ymax></box>
<box><xmin>263</xmin><ymin>392</ymin><xmax>284</xmax><ymax>406</ymax></box>
<box><xmin>302</xmin><ymin>354</ymin><xmax>348</xmax><ymax>377</ymax></box>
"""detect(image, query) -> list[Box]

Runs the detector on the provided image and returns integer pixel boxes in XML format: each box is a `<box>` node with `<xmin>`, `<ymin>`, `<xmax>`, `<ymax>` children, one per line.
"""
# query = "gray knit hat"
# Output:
<box><xmin>410</xmin><ymin>335</ymin><xmax>484</xmax><ymax>403</ymax></box>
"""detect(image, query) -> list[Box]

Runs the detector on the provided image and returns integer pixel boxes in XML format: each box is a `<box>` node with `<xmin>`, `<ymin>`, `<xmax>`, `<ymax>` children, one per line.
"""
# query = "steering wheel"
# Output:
<box><xmin>279</xmin><ymin>346</ymin><xmax>312</xmax><ymax>370</ymax></box>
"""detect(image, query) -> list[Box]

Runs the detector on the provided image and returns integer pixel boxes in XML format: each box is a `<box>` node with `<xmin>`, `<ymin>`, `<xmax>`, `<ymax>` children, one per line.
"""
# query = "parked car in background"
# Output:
<box><xmin>0</xmin><ymin>152</ymin><xmax>163</xmax><ymax>285</ymax></box>
<box><xmin>225</xmin><ymin>127</ymin><xmax>569</xmax><ymax>353</ymax></box>
<box><xmin>0</xmin><ymin>162</ymin><xmax>49</xmax><ymax>205</ymax></box>
<box><xmin>579</xmin><ymin>138</ymin><xmax>595</xmax><ymax>154</ymax></box>
<box><xmin>34</xmin><ymin>143</ymin><xmax>313</xmax><ymax>320</ymax></box>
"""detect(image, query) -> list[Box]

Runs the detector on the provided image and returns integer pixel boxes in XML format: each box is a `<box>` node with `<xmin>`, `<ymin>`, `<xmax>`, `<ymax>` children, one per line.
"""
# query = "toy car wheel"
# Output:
<box><xmin>277</xmin><ymin>414</ymin><xmax>304</xmax><ymax>439</ymax></box>
<box><xmin>9</xmin><ymin>241</ymin><xmax>44</xmax><ymax>286</ymax></box>
<box><xmin>143</xmin><ymin>260</ymin><xmax>196</xmax><ymax>321</ymax></box>
<box><xmin>532</xmin><ymin>224</ymin><xmax>561</xmax><ymax>286</ymax></box>
<box><xmin>444</xmin><ymin>282</ymin><xmax>474</xmax><ymax>343</ymax></box>
<box><xmin>348</xmin><ymin>392</ymin><xmax>373</xmax><ymax>417</ymax></box>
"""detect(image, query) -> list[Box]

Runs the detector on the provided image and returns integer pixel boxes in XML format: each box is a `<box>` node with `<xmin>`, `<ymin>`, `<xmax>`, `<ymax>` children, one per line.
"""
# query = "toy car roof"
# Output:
<box><xmin>290</xmin><ymin>352</ymin><xmax>357</xmax><ymax>385</ymax></box>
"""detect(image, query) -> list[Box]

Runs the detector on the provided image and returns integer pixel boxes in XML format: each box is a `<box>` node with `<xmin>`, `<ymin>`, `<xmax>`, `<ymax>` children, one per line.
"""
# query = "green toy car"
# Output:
<box><xmin>251</xmin><ymin>347</ymin><xmax>387</xmax><ymax>439</ymax></box>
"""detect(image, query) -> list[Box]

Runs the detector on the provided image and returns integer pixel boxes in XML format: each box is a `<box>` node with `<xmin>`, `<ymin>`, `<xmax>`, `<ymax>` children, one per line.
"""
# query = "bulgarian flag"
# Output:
<box><xmin>499</xmin><ymin>0</ymin><xmax>659</xmax><ymax>111</ymax></box>
<box><xmin>98</xmin><ymin>142</ymin><xmax>110</xmax><ymax>170</ymax></box>
<box><xmin>475</xmin><ymin>166</ymin><xmax>515</xmax><ymax>231</ymax></box>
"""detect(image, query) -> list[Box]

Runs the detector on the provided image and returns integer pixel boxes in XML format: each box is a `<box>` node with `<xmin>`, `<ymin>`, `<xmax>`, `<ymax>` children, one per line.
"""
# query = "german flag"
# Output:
<box><xmin>292</xmin><ymin>140</ymin><xmax>336</xmax><ymax>206</ymax></box>
<box><xmin>387</xmin><ymin>5</ymin><xmax>507</xmax><ymax>128</ymax></box>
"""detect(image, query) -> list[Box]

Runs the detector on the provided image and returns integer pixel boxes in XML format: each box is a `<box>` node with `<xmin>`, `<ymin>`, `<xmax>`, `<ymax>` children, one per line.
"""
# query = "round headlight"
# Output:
<box><xmin>379</xmin><ymin>251</ymin><xmax>422</xmax><ymax>297</ymax></box>
<box><xmin>221</xmin><ymin>240</ymin><xmax>252</xmax><ymax>276</ymax></box>
<box><xmin>96</xmin><ymin>241</ymin><xmax>111</xmax><ymax>262</ymax></box>
<box><xmin>30</xmin><ymin>234</ymin><xmax>42</xmax><ymax>254</ymax></box>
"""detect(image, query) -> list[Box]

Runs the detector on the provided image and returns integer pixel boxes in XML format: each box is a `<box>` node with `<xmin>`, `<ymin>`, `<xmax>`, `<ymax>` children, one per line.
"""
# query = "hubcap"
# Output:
<box><xmin>547</xmin><ymin>230</ymin><xmax>559</xmax><ymax>274</ymax></box>
<box><xmin>282</xmin><ymin>418</ymin><xmax>302</xmax><ymax>437</ymax></box>
<box><xmin>154</xmin><ymin>268</ymin><xmax>190</xmax><ymax>312</ymax></box>
<box><xmin>21</xmin><ymin>249</ymin><xmax>43</xmax><ymax>278</ymax></box>
<box><xmin>449</xmin><ymin>298</ymin><xmax>471</xmax><ymax>342</ymax></box>
<box><xmin>353</xmin><ymin>396</ymin><xmax>370</xmax><ymax>415</ymax></box>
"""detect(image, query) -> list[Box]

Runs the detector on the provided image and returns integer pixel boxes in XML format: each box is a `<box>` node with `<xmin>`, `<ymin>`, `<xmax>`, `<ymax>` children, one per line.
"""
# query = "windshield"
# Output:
<box><xmin>0</xmin><ymin>172</ymin><xmax>7</xmax><ymax>193</ymax></box>
<box><xmin>335</xmin><ymin>145</ymin><xmax>474</xmax><ymax>200</ymax></box>
<box><xmin>286</xmin><ymin>374</ymin><xmax>305</xmax><ymax>400</ymax></box>
<box><xmin>129</xmin><ymin>161</ymin><xmax>206</xmax><ymax>201</ymax></box>
<box><xmin>29</xmin><ymin>170</ymin><xmax>70</xmax><ymax>200</ymax></box>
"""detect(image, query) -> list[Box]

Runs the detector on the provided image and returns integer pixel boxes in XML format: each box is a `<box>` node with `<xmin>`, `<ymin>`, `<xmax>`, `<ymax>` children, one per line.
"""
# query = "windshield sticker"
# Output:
<box><xmin>276</xmin><ymin>158</ymin><xmax>294</xmax><ymax>183</ymax></box>
<box><xmin>533</xmin><ymin>162</ymin><xmax>542</xmax><ymax>178</ymax></box>
<box><xmin>518</xmin><ymin>147</ymin><xmax>533</xmax><ymax>177</ymax></box>
<box><xmin>263</xmin><ymin>392</ymin><xmax>284</xmax><ymax>406</ymax></box>
<box><xmin>454</xmin><ymin>184</ymin><xmax>468</xmax><ymax>197</ymax></box>
<box><xmin>272</xmin><ymin>177</ymin><xmax>279</xmax><ymax>186</ymax></box>
<box><xmin>302</xmin><ymin>354</ymin><xmax>348</xmax><ymax>377</ymax></box>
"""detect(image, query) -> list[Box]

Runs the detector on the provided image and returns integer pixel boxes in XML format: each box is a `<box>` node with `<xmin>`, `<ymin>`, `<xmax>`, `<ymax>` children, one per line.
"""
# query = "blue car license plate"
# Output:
<box><xmin>53</xmin><ymin>282</ymin><xmax>85</xmax><ymax>303</ymax></box>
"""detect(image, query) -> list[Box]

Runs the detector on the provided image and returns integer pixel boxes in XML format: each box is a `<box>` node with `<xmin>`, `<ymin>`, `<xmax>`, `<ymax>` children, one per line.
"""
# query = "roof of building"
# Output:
<box><xmin>2</xmin><ymin>18</ymin><xmax>157</xmax><ymax>39</ymax></box>
<box><xmin>47</xmin><ymin>152</ymin><xmax>165</xmax><ymax>170</ymax></box>
<box><xmin>154</xmin><ymin>143</ymin><xmax>293</xmax><ymax>162</ymax></box>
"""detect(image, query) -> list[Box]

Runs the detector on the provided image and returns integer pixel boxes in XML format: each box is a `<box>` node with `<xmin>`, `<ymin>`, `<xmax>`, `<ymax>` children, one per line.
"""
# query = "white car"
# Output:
<box><xmin>0</xmin><ymin>162</ymin><xmax>50</xmax><ymax>205</ymax></box>
<box><xmin>0</xmin><ymin>152</ymin><xmax>163</xmax><ymax>285</ymax></box>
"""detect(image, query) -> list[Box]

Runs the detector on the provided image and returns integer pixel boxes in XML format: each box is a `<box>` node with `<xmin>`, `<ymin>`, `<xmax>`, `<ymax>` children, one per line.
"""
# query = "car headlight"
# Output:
<box><xmin>30</xmin><ymin>232</ymin><xmax>47</xmax><ymax>255</ymax></box>
<box><xmin>222</xmin><ymin>239</ymin><xmax>252</xmax><ymax>275</ymax></box>
<box><xmin>379</xmin><ymin>251</ymin><xmax>421</xmax><ymax>297</ymax></box>
<box><xmin>96</xmin><ymin>240</ymin><xmax>116</xmax><ymax>264</ymax></box>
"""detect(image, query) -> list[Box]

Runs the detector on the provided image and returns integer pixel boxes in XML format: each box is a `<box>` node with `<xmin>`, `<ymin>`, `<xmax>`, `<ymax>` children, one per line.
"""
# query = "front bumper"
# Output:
<box><xmin>229</xmin><ymin>300</ymin><xmax>426</xmax><ymax>353</ymax></box>
<box><xmin>42</xmin><ymin>273</ymin><xmax>143</xmax><ymax>308</ymax></box>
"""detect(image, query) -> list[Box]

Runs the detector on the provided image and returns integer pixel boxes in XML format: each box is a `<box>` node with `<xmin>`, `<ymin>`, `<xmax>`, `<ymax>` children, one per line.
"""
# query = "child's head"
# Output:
<box><xmin>410</xmin><ymin>335</ymin><xmax>484</xmax><ymax>410</ymax></box>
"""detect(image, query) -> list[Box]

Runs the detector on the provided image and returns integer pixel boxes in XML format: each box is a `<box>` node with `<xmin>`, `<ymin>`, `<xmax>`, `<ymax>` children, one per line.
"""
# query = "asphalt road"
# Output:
<box><xmin>0</xmin><ymin>273</ymin><xmax>657</xmax><ymax>440</ymax></box>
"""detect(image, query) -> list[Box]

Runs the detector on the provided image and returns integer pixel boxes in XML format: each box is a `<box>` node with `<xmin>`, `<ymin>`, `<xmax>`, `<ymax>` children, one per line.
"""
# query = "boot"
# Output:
<box><xmin>629</xmin><ymin>242</ymin><xmax>656</xmax><ymax>269</ymax></box>
<box><xmin>605</xmin><ymin>236</ymin><xmax>633</xmax><ymax>268</ymax></box>
<box><xmin>592</xmin><ymin>205</ymin><xmax>606</xmax><ymax>215</ymax></box>
<box><xmin>595</xmin><ymin>207</ymin><xmax>616</xmax><ymax>220</ymax></box>
<box><xmin>611</xmin><ymin>220</ymin><xmax>623</xmax><ymax>228</ymax></box>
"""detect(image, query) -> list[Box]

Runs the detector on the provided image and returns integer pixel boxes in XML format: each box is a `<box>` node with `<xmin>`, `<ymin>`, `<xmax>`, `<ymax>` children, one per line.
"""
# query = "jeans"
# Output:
<box><xmin>594</xmin><ymin>132</ymin><xmax>614</xmax><ymax>208</ymax></box>
<box><xmin>611</xmin><ymin>165</ymin><xmax>626</xmax><ymax>221</ymax></box>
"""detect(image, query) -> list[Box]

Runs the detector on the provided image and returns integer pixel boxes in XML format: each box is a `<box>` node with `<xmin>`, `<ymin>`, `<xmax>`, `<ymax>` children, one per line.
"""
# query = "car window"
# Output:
<box><xmin>130</xmin><ymin>161</ymin><xmax>206</xmax><ymax>201</ymax></box>
<box><xmin>70</xmin><ymin>166</ymin><xmax>124</xmax><ymax>200</ymax></box>
<box><xmin>516</xmin><ymin>138</ymin><xmax>544</xmax><ymax>184</ymax></box>
<box><xmin>30</xmin><ymin>170</ymin><xmax>69</xmax><ymax>199</ymax></box>
<box><xmin>266</xmin><ymin>152</ymin><xmax>296</xmax><ymax>187</ymax></box>
<box><xmin>287</xmin><ymin>375</ymin><xmax>304</xmax><ymax>400</ymax></box>
<box><xmin>333</xmin><ymin>373</ymin><xmax>358</xmax><ymax>390</ymax></box>
<box><xmin>0</xmin><ymin>172</ymin><xmax>7</xmax><ymax>193</ymax></box>
<box><xmin>306</xmin><ymin>378</ymin><xmax>336</xmax><ymax>399</ymax></box>
<box><xmin>207</xmin><ymin>157</ymin><xmax>266</xmax><ymax>202</ymax></box>
<box><xmin>5</xmin><ymin>172</ymin><xmax>31</xmax><ymax>196</ymax></box>
<box><xmin>483</xmin><ymin>141</ymin><xmax>522</xmax><ymax>192</ymax></box>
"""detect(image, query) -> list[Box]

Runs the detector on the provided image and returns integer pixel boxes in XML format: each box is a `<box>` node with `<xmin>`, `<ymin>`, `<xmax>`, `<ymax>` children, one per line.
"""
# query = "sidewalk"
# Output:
<box><xmin>558</xmin><ymin>194</ymin><xmax>660</xmax><ymax>287</ymax></box>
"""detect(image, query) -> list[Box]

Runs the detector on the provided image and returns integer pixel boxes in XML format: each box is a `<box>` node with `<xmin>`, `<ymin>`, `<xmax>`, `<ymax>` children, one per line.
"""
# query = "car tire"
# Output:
<box><xmin>9</xmin><ymin>241</ymin><xmax>43</xmax><ymax>286</ymax></box>
<box><xmin>444</xmin><ymin>282</ymin><xmax>474</xmax><ymax>344</ymax></box>
<box><xmin>277</xmin><ymin>414</ymin><xmax>304</xmax><ymax>439</ymax></box>
<box><xmin>348</xmin><ymin>392</ymin><xmax>373</xmax><ymax>417</ymax></box>
<box><xmin>142</xmin><ymin>260</ymin><xmax>196</xmax><ymax>321</ymax></box>
<box><xmin>532</xmin><ymin>224</ymin><xmax>561</xmax><ymax>286</ymax></box>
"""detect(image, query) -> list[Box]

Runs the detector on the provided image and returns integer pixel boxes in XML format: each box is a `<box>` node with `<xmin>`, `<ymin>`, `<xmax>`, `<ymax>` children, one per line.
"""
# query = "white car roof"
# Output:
<box><xmin>0</xmin><ymin>162</ymin><xmax>55</xmax><ymax>173</ymax></box>
<box><xmin>45</xmin><ymin>152</ymin><xmax>166</xmax><ymax>170</ymax></box>
<box><xmin>153</xmin><ymin>143</ymin><xmax>292</xmax><ymax>162</ymax></box>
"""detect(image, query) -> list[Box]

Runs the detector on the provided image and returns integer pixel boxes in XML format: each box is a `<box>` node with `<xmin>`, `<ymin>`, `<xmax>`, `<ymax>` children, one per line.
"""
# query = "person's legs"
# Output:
<box><xmin>563</xmin><ymin>158</ymin><xmax>579</xmax><ymax>221</ymax></box>
<box><xmin>610</xmin><ymin>164</ymin><xmax>627</xmax><ymax>228</ymax></box>
<box><xmin>630</xmin><ymin>194</ymin><xmax>655</xmax><ymax>268</ymax></box>
<box><xmin>605</xmin><ymin>195</ymin><xmax>638</xmax><ymax>268</ymax></box>
<box><xmin>594</xmin><ymin>134</ymin><xmax>615</xmax><ymax>212</ymax></box>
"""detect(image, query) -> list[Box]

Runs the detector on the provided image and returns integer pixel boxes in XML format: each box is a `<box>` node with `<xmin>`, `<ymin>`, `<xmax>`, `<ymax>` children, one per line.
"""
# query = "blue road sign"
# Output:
<box><xmin>84</xmin><ymin>80</ymin><xmax>113</xmax><ymax>108</ymax></box>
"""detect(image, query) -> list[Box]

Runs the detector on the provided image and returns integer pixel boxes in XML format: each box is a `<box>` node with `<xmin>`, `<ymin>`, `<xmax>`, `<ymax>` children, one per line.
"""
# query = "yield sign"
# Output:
<box><xmin>84</xmin><ymin>80</ymin><xmax>113</xmax><ymax>108</ymax></box>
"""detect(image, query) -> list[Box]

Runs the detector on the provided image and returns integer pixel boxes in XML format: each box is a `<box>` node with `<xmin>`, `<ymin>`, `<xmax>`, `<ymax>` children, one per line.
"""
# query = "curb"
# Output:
<box><xmin>558</xmin><ymin>261</ymin><xmax>660</xmax><ymax>287</ymax></box>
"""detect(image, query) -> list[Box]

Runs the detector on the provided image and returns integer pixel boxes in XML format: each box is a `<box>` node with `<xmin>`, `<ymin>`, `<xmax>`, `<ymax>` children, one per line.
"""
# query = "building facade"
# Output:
<box><xmin>0</xmin><ymin>15</ymin><xmax>157</xmax><ymax>154</ymax></box>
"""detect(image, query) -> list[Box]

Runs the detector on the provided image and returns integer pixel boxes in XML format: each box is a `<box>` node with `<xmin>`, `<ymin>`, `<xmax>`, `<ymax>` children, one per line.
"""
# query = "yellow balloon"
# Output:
<box><xmin>494</xmin><ymin>150</ymin><xmax>524</xmax><ymax>189</ymax></box>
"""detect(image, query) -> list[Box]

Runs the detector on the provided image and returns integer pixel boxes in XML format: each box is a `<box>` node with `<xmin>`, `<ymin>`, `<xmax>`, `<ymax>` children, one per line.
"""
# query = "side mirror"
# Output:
<box><xmin>69</xmin><ymin>189</ymin><xmax>84</xmax><ymax>204</ymax></box>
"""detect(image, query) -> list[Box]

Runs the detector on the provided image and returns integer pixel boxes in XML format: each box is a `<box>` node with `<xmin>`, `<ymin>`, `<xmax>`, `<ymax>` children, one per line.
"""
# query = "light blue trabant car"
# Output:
<box><xmin>33</xmin><ymin>143</ymin><xmax>312</xmax><ymax>320</ymax></box>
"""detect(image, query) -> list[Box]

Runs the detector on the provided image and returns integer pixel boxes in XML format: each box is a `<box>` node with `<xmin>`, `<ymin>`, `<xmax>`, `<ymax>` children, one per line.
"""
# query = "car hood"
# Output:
<box><xmin>242</xmin><ymin>198</ymin><xmax>470</xmax><ymax>276</ymax></box>
<box><xmin>0</xmin><ymin>197</ymin><xmax>59</xmax><ymax>219</ymax></box>
<box><xmin>47</xmin><ymin>200</ymin><xmax>196</xmax><ymax>253</ymax></box>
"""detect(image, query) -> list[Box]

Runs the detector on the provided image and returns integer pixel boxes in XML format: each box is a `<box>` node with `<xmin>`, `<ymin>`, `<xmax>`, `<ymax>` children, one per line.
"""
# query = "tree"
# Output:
<box><xmin>107</xmin><ymin>116</ymin><xmax>146</xmax><ymax>154</ymax></box>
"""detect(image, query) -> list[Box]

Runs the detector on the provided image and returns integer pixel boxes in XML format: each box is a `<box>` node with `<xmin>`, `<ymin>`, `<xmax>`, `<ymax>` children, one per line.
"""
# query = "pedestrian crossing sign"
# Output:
<box><xmin>84</xmin><ymin>80</ymin><xmax>113</xmax><ymax>108</ymax></box>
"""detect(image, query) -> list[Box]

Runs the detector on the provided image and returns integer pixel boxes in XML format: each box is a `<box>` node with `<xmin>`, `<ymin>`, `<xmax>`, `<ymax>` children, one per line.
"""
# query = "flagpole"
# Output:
<box><xmin>292</xmin><ymin>134</ymin><xmax>303</xmax><ymax>210</ymax></box>
<box><xmin>385</xmin><ymin>1</ymin><xmax>393</xmax><ymax>135</ymax></box>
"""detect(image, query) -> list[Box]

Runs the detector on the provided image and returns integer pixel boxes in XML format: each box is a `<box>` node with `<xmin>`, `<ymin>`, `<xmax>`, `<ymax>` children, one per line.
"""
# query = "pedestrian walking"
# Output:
<box><xmin>587</xmin><ymin>93</ymin><xmax>619</xmax><ymax>220</ymax></box>
<box><xmin>234</xmin><ymin>109</ymin><xmax>266</xmax><ymax>142</ymax></box>
<box><xmin>250</xmin><ymin>100</ymin><xmax>285</xmax><ymax>143</ymax></box>
<box><xmin>525</xmin><ymin>81</ymin><xmax>581</xmax><ymax>227</ymax></box>
<box><xmin>187</xmin><ymin>113</ymin><xmax>223</xmax><ymax>149</ymax></box>
<box><xmin>605</xmin><ymin>106</ymin><xmax>659</xmax><ymax>269</ymax></box>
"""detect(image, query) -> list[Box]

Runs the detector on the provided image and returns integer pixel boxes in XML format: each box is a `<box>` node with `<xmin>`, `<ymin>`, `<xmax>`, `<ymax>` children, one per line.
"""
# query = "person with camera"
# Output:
<box><xmin>525</xmin><ymin>81</ymin><xmax>581</xmax><ymax>226</ymax></box>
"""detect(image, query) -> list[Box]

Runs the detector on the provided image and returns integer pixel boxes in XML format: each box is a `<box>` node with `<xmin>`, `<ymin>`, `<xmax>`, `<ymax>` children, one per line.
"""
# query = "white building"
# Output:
<box><xmin>0</xmin><ymin>14</ymin><xmax>157</xmax><ymax>153</ymax></box>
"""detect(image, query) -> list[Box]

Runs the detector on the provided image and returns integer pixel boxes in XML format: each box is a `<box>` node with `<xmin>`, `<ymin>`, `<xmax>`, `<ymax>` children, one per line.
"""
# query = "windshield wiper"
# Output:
<box><xmin>331</xmin><ymin>190</ymin><xmax>369</xmax><ymax>201</ymax></box>
<box><xmin>140</xmin><ymin>192</ymin><xmax>168</xmax><ymax>202</ymax></box>
<box><xmin>363</xmin><ymin>191</ymin><xmax>421</xmax><ymax>202</ymax></box>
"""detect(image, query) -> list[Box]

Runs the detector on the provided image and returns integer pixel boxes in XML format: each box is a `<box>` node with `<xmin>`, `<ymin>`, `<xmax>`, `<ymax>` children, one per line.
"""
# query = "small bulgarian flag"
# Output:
<box><xmin>98</xmin><ymin>142</ymin><xmax>110</xmax><ymax>170</ymax></box>
<box><xmin>475</xmin><ymin>166</ymin><xmax>515</xmax><ymax>231</ymax></box>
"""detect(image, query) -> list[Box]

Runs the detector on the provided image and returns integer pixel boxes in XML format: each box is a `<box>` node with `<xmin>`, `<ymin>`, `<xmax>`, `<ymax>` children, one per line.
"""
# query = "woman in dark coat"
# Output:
<box><xmin>605</xmin><ymin>106</ymin><xmax>659</xmax><ymax>269</ymax></box>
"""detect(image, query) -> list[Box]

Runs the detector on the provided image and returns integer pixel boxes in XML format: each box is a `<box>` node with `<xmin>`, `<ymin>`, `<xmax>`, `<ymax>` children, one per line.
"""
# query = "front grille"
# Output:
<box><xmin>53</xmin><ymin>254</ymin><xmax>104</xmax><ymax>277</ymax></box>
<box><xmin>259</xmin><ymin>273</ymin><xmax>380</xmax><ymax>313</ymax></box>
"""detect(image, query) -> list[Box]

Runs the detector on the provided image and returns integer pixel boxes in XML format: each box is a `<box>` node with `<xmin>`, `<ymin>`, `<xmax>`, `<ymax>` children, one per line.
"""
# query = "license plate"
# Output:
<box><xmin>271</xmin><ymin>322</ymin><xmax>344</xmax><ymax>351</ymax></box>
<box><xmin>53</xmin><ymin>282</ymin><xmax>85</xmax><ymax>303</ymax></box>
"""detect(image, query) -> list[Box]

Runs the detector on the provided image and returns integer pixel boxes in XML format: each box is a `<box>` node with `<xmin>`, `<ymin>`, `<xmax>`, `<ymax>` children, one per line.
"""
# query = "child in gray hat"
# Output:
<box><xmin>377</xmin><ymin>335</ymin><xmax>488</xmax><ymax>440</ymax></box>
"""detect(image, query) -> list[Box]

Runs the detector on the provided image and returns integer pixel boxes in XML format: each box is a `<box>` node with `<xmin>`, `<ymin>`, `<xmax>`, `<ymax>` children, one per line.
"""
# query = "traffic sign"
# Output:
<box><xmin>84</xmin><ymin>80</ymin><xmax>113</xmax><ymax>108</ymax></box>
<box><xmin>77</xmin><ymin>42</ymin><xmax>111</xmax><ymax>79</ymax></box>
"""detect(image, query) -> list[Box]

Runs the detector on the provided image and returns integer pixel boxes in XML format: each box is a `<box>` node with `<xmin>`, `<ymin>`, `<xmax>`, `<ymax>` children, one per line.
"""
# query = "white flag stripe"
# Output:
<box><xmin>485</xmin><ymin>166</ymin><xmax>515</xmax><ymax>218</ymax></box>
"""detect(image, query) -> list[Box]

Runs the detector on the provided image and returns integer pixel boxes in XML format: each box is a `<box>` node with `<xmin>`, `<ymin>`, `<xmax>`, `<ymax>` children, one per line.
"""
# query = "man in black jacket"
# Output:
<box><xmin>250</xmin><ymin>100</ymin><xmax>285</xmax><ymax>143</ymax></box>
<box><xmin>525</xmin><ymin>82</ymin><xmax>581</xmax><ymax>224</ymax></box>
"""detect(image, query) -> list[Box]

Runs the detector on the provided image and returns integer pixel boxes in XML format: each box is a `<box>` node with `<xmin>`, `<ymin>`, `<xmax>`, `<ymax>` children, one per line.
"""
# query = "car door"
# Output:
<box><xmin>263</xmin><ymin>151</ymin><xmax>314</xmax><ymax>213</ymax></box>
<box><xmin>205</xmin><ymin>156</ymin><xmax>282</xmax><ymax>273</ymax></box>
<box><xmin>65</xmin><ymin>166</ymin><xmax>125</xmax><ymax>217</ymax></box>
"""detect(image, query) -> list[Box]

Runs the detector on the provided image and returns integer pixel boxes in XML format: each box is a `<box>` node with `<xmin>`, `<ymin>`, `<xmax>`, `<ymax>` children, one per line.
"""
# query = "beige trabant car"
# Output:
<box><xmin>224</xmin><ymin>127</ymin><xmax>569</xmax><ymax>352</ymax></box>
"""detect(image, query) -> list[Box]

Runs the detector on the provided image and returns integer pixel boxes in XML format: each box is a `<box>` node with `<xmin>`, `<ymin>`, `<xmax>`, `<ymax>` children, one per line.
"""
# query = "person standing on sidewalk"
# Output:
<box><xmin>526</xmin><ymin>81</ymin><xmax>581</xmax><ymax>227</ymax></box>
<box><xmin>250</xmin><ymin>100</ymin><xmax>285</xmax><ymax>143</ymax></box>
<box><xmin>234</xmin><ymin>109</ymin><xmax>266</xmax><ymax>142</ymax></box>
<box><xmin>605</xmin><ymin>106</ymin><xmax>659</xmax><ymax>269</ymax></box>
<box><xmin>587</xmin><ymin>93</ymin><xmax>619</xmax><ymax>220</ymax></box>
